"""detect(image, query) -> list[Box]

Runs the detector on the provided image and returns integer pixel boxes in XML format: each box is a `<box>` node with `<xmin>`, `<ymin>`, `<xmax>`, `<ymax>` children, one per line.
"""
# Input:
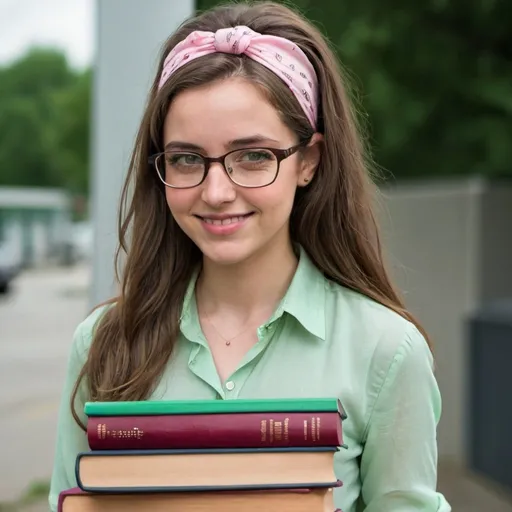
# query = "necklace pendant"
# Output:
<box><xmin>226</xmin><ymin>340</ymin><xmax>231</xmax><ymax>346</ymax></box>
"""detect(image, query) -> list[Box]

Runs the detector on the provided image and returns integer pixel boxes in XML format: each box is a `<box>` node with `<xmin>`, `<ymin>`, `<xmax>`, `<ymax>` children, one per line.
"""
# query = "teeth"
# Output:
<box><xmin>203</xmin><ymin>216</ymin><xmax>247</xmax><ymax>225</ymax></box>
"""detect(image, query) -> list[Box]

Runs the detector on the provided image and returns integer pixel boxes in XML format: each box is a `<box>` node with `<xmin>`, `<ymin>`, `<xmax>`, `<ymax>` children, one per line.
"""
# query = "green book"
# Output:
<box><xmin>84</xmin><ymin>397</ymin><xmax>346</xmax><ymax>417</ymax></box>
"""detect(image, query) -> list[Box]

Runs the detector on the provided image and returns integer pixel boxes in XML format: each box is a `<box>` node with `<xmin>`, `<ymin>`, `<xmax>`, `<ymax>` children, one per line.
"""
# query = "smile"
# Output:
<box><xmin>202</xmin><ymin>215</ymin><xmax>249</xmax><ymax>226</ymax></box>
<box><xmin>195</xmin><ymin>213</ymin><xmax>254</xmax><ymax>235</ymax></box>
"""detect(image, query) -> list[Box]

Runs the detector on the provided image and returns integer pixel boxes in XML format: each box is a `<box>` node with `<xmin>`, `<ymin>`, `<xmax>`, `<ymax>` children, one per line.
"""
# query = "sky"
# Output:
<box><xmin>0</xmin><ymin>0</ymin><xmax>94</xmax><ymax>69</ymax></box>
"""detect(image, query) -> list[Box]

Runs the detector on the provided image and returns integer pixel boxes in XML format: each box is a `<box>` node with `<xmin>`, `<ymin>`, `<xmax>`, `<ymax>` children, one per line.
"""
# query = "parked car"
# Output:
<box><xmin>0</xmin><ymin>242</ymin><xmax>20</xmax><ymax>294</ymax></box>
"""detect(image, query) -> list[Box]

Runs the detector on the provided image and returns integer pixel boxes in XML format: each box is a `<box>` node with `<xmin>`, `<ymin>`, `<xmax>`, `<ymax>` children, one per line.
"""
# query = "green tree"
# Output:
<box><xmin>0</xmin><ymin>48</ymin><xmax>74</xmax><ymax>120</ymax></box>
<box><xmin>49</xmin><ymin>68</ymin><xmax>92</xmax><ymax>195</ymax></box>
<box><xmin>0</xmin><ymin>98</ymin><xmax>56</xmax><ymax>187</ymax></box>
<box><xmin>0</xmin><ymin>48</ymin><xmax>91</xmax><ymax>197</ymax></box>
<box><xmin>197</xmin><ymin>0</ymin><xmax>512</xmax><ymax>180</ymax></box>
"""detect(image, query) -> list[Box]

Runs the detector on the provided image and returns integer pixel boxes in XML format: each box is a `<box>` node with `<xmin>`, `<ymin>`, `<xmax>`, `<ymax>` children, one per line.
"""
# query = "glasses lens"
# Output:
<box><xmin>156</xmin><ymin>152</ymin><xmax>205</xmax><ymax>187</ymax></box>
<box><xmin>225</xmin><ymin>149</ymin><xmax>278</xmax><ymax>187</ymax></box>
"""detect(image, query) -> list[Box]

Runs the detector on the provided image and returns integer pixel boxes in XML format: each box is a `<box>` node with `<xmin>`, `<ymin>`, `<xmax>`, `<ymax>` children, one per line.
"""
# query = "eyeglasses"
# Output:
<box><xmin>148</xmin><ymin>140</ymin><xmax>309</xmax><ymax>189</ymax></box>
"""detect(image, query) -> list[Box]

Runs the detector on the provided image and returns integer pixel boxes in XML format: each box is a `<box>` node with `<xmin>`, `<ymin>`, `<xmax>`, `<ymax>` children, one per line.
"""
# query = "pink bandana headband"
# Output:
<box><xmin>157</xmin><ymin>25</ymin><xmax>319</xmax><ymax>130</ymax></box>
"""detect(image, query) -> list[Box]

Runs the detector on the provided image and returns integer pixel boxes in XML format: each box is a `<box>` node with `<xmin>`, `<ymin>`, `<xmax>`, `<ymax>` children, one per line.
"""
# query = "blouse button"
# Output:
<box><xmin>225</xmin><ymin>381</ymin><xmax>235</xmax><ymax>391</ymax></box>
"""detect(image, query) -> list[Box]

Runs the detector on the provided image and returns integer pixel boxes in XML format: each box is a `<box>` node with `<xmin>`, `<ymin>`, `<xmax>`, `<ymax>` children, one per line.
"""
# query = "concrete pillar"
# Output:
<box><xmin>90</xmin><ymin>0</ymin><xmax>194</xmax><ymax>307</ymax></box>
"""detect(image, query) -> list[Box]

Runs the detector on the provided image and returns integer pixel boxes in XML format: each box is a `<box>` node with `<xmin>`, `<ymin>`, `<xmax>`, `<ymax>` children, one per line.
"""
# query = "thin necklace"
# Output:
<box><xmin>202</xmin><ymin>309</ymin><xmax>253</xmax><ymax>346</ymax></box>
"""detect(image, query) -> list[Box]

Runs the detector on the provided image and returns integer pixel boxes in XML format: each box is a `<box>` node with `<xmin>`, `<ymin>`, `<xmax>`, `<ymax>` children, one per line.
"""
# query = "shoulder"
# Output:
<box><xmin>324</xmin><ymin>279</ymin><xmax>433</xmax><ymax>373</ymax></box>
<box><xmin>71</xmin><ymin>302</ymin><xmax>113</xmax><ymax>359</ymax></box>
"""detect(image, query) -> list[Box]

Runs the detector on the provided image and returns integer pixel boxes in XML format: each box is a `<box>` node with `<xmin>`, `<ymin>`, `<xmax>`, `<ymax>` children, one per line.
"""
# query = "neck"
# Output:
<box><xmin>196</xmin><ymin>240</ymin><xmax>298</xmax><ymax>321</ymax></box>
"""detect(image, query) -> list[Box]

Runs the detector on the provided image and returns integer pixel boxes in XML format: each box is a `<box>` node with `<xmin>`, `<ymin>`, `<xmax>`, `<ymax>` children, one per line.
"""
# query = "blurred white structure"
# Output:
<box><xmin>90</xmin><ymin>0</ymin><xmax>194</xmax><ymax>306</ymax></box>
<box><xmin>379</xmin><ymin>177</ymin><xmax>512</xmax><ymax>465</ymax></box>
<box><xmin>0</xmin><ymin>186</ymin><xmax>73</xmax><ymax>268</ymax></box>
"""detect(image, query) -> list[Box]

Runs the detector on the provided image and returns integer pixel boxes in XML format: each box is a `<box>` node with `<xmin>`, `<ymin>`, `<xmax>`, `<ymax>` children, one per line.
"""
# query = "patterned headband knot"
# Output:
<box><xmin>158</xmin><ymin>25</ymin><xmax>319</xmax><ymax>129</ymax></box>
<box><xmin>214</xmin><ymin>26</ymin><xmax>256</xmax><ymax>54</ymax></box>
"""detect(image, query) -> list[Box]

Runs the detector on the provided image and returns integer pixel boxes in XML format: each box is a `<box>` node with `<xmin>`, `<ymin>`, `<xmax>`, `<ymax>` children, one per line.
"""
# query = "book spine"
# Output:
<box><xmin>84</xmin><ymin>397</ymin><xmax>341</xmax><ymax>416</ymax></box>
<box><xmin>87</xmin><ymin>412</ymin><xmax>343</xmax><ymax>450</ymax></box>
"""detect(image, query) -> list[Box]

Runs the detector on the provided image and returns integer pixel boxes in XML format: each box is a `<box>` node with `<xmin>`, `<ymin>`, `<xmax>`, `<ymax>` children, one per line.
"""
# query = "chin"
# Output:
<box><xmin>198</xmin><ymin>239</ymin><xmax>259</xmax><ymax>267</ymax></box>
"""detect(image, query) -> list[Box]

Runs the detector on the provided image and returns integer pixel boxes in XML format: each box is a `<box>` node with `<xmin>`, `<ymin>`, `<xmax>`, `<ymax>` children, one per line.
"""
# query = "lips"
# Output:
<box><xmin>193</xmin><ymin>212</ymin><xmax>255</xmax><ymax>236</ymax></box>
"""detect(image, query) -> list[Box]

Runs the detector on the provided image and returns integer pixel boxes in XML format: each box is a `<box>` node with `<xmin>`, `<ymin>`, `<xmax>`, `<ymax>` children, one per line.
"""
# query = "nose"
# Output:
<box><xmin>200</xmin><ymin>162</ymin><xmax>236</xmax><ymax>207</ymax></box>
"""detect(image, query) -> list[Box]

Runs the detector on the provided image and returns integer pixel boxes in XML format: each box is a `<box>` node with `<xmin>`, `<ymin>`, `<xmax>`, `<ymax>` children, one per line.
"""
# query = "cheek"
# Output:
<box><xmin>245</xmin><ymin>173</ymin><xmax>298</xmax><ymax>217</ymax></box>
<box><xmin>165</xmin><ymin>189</ymin><xmax>196</xmax><ymax>215</ymax></box>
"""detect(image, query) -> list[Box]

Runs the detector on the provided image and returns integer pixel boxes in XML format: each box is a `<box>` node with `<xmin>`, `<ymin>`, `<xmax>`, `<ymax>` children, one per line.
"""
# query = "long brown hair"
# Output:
<box><xmin>71</xmin><ymin>0</ymin><xmax>430</xmax><ymax>429</ymax></box>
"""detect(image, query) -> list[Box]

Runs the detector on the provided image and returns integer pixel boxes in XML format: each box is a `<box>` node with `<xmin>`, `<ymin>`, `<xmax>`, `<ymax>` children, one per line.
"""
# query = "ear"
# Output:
<box><xmin>297</xmin><ymin>132</ymin><xmax>323</xmax><ymax>187</ymax></box>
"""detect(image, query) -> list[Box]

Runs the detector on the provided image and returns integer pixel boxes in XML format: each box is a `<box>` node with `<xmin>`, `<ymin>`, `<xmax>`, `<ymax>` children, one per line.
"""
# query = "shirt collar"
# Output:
<box><xmin>271</xmin><ymin>245</ymin><xmax>326</xmax><ymax>340</ymax></box>
<box><xmin>180</xmin><ymin>245</ymin><xmax>326</xmax><ymax>341</ymax></box>
<box><xmin>180</xmin><ymin>266</ymin><xmax>202</xmax><ymax>342</ymax></box>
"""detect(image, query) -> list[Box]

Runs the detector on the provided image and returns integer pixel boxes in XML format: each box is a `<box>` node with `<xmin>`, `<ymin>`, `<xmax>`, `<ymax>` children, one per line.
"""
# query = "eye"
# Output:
<box><xmin>167</xmin><ymin>153</ymin><xmax>203</xmax><ymax>166</ymax></box>
<box><xmin>237</xmin><ymin>150</ymin><xmax>274</xmax><ymax>162</ymax></box>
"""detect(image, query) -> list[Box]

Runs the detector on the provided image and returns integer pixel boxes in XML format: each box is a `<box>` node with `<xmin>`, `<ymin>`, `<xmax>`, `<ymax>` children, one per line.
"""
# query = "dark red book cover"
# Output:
<box><xmin>87</xmin><ymin>411</ymin><xmax>343</xmax><ymax>450</ymax></box>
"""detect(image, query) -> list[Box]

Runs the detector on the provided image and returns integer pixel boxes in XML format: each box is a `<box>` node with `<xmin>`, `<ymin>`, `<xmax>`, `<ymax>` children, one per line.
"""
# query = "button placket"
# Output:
<box><xmin>187</xmin><ymin>344</ymin><xmax>224</xmax><ymax>398</ymax></box>
<box><xmin>223</xmin><ymin>320</ymin><xmax>281</xmax><ymax>399</ymax></box>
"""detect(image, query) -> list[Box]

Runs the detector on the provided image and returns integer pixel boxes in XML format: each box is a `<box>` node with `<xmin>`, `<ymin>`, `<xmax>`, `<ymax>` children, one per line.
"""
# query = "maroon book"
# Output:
<box><xmin>87</xmin><ymin>411</ymin><xmax>344</xmax><ymax>450</ymax></box>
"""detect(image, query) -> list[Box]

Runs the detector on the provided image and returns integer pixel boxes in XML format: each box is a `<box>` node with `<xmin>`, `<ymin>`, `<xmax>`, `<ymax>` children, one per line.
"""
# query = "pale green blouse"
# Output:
<box><xmin>49</xmin><ymin>247</ymin><xmax>451</xmax><ymax>511</ymax></box>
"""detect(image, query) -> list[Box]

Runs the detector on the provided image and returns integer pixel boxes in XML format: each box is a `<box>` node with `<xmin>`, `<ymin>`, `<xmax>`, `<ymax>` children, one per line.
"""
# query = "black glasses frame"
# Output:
<box><xmin>148</xmin><ymin>139</ymin><xmax>310</xmax><ymax>189</ymax></box>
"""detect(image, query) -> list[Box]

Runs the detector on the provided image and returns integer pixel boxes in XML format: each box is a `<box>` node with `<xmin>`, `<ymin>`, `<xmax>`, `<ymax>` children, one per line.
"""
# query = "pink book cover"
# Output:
<box><xmin>58</xmin><ymin>487</ymin><xmax>84</xmax><ymax>512</ymax></box>
<box><xmin>58</xmin><ymin>482</ymin><xmax>343</xmax><ymax>511</ymax></box>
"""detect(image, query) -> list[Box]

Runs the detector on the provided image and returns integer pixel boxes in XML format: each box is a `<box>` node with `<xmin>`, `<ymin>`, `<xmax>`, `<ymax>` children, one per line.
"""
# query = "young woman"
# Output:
<box><xmin>49</xmin><ymin>2</ymin><xmax>451</xmax><ymax>511</ymax></box>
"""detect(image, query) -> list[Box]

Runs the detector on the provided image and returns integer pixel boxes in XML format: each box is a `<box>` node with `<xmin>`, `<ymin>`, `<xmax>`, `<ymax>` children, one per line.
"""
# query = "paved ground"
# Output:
<box><xmin>438</xmin><ymin>462</ymin><xmax>512</xmax><ymax>512</ymax></box>
<box><xmin>0</xmin><ymin>264</ymin><xmax>91</xmax><ymax>504</ymax></box>
<box><xmin>1</xmin><ymin>264</ymin><xmax>512</xmax><ymax>511</ymax></box>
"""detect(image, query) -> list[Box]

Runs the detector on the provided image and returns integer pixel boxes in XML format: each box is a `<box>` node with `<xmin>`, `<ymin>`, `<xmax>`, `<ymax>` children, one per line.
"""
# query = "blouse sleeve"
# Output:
<box><xmin>359</xmin><ymin>323</ymin><xmax>452</xmax><ymax>511</ymax></box>
<box><xmin>48</xmin><ymin>311</ymin><xmax>101</xmax><ymax>511</ymax></box>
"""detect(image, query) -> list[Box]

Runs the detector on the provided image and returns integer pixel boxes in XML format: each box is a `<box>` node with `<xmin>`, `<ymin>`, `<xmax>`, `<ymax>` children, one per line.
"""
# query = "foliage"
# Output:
<box><xmin>0</xmin><ymin>478</ymin><xmax>50</xmax><ymax>511</ymax></box>
<box><xmin>197</xmin><ymin>0</ymin><xmax>512</xmax><ymax>180</ymax></box>
<box><xmin>0</xmin><ymin>48</ymin><xmax>91</xmax><ymax>196</ymax></box>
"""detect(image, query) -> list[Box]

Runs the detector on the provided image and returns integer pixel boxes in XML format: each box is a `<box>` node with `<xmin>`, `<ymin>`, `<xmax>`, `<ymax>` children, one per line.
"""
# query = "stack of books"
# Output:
<box><xmin>58</xmin><ymin>397</ymin><xmax>347</xmax><ymax>511</ymax></box>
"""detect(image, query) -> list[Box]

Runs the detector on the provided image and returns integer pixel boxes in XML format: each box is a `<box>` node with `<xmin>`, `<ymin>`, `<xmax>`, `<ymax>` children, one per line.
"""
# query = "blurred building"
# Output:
<box><xmin>0</xmin><ymin>186</ymin><xmax>73</xmax><ymax>268</ymax></box>
<box><xmin>379</xmin><ymin>177</ymin><xmax>512</xmax><ymax>465</ymax></box>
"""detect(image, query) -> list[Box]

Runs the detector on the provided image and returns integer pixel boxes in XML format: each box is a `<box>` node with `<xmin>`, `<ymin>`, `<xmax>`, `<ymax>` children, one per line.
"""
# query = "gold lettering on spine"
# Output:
<box><xmin>96</xmin><ymin>424</ymin><xmax>144</xmax><ymax>440</ymax></box>
<box><xmin>311</xmin><ymin>416</ymin><xmax>316</xmax><ymax>442</ymax></box>
<box><xmin>261</xmin><ymin>420</ymin><xmax>267</xmax><ymax>442</ymax></box>
<box><xmin>316</xmin><ymin>416</ymin><xmax>321</xmax><ymax>441</ymax></box>
<box><xmin>262</xmin><ymin>418</ymin><xmax>289</xmax><ymax>443</ymax></box>
<box><xmin>303</xmin><ymin>420</ymin><xmax>308</xmax><ymax>440</ymax></box>
<box><xmin>274</xmin><ymin>421</ymin><xmax>283</xmax><ymax>441</ymax></box>
<box><xmin>97</xmin><ymin>423</ymin><xmax>107</xmax><ymax>440</ymax></box>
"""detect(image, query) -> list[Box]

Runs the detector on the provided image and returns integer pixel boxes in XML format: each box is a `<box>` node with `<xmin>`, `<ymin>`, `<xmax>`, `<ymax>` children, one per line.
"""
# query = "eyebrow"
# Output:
<box><xmin>164</xmin><ymin>134</ymin><xmax>281</xmax><ymax>152</ymax></box>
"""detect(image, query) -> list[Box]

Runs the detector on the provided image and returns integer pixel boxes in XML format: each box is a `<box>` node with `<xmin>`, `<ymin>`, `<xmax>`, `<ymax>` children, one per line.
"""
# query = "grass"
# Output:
<box><xmin>0</xmin><ymin>480</ymin><xmax>50</xmax><ymax>511</ymax></box>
